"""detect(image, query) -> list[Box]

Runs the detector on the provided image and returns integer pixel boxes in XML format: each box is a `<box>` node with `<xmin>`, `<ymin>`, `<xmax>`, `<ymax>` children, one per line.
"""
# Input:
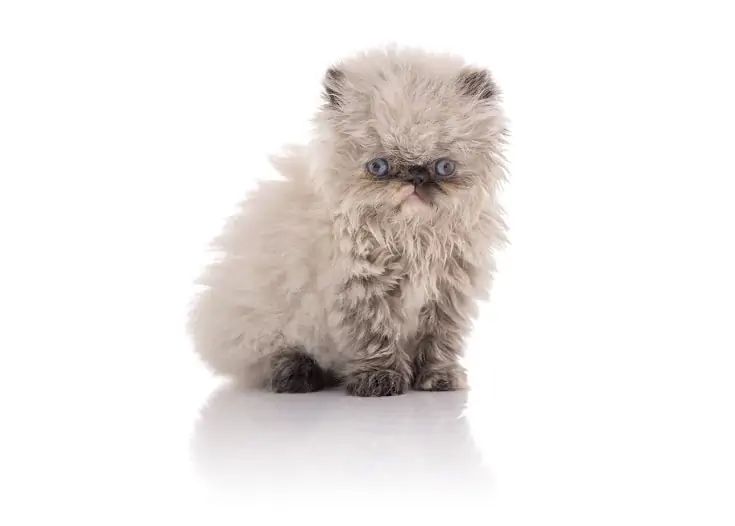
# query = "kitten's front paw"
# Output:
<box><xmin>414</xmin><ymin>368</ymin><xmax>467</xmax><ymax>391</ymax></box>
<box><xmin>269</xmin><ymin>349</ymin><xmax>327</xmax><ymax>393</ymax></box>
<box><xmin>345</xmin><ymin>369</ymin><xmax>408</xmax><ymax>397</ymax></box>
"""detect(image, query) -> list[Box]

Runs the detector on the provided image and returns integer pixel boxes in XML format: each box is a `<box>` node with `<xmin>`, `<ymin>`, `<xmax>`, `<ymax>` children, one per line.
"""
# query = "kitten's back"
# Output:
<box><xmin>189</xmin><ymin>147</ymin><xmax>334</xmax><ymax>381</ymax></box>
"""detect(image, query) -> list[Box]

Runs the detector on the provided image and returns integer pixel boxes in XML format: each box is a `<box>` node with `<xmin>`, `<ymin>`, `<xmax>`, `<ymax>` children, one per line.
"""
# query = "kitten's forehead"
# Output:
<box><xmin>361</xmin><ymin>93</ymin><xmax>486</xmax><ymax>162</ymax></box>
<box><xmin>372</xmin><ymin>123</ymin><xmax>453</xmax><ymax>164</ymax></box>
<box><xmin>328</xmin><ymin>50</ymin><xmax>501</xmax><ymax>159</ymax></box>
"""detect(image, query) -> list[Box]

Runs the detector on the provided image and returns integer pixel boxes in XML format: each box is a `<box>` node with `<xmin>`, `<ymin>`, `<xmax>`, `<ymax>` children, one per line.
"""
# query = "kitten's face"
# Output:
<box><xmin>361</xmin><ymin>155</ymin><xmax>460</xmax><ymax>215</ymax></box>
<box><xmin>316</xmin><ymin>50</ymin><xmax>506</xmax><ymax>223</ymax></box>
<box><xmin>347</xmin><ymin>142</ymin><xmax>485</xmax><ymax>220</ymax></box>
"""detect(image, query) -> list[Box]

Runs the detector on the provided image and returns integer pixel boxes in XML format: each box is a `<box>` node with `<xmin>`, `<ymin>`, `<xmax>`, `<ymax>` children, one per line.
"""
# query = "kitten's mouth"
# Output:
<box><xmin>398</xmin><ymin>184</ymin><xmax>430</xmax><ymax>204</ymax></box>
<box><xmin>396</xmin><ymin>184</ymin><xmax>433</xmax><ymax>214</ymax></box>
<box><xmin>406</xmin><ymin>190</ymin><xmax>424</xmax><ymax>202</ymax></box>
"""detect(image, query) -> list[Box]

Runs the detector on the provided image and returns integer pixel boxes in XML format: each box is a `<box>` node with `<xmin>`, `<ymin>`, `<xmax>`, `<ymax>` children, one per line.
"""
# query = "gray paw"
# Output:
<box><xmin>269</xmin><ymin>349</ymin><xmax>327</xmax><ymax>393</ymax></box>
<box><xmin>414</xmin><ymin>368</ymin><xmax>467</xmax><ymax>391</ymax></box>
<box><xmin>345</xmin><ymin>369</ymin><xmax>408</xmax><ymax>397</ymax></box>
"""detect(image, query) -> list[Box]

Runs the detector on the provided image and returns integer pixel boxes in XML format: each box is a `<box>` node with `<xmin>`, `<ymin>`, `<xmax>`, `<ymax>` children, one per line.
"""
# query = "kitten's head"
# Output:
<box><xmin>313</xmin><ymin>48</ymin><xmax>506</xmax><ymax>225</ymax></box>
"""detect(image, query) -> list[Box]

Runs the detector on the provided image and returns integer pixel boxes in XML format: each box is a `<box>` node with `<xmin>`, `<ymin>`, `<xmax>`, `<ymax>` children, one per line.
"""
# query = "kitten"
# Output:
<box><xmin>189</xmin><ymin>48</ymin><xmax>507</xmax><ymax>396</ymax></box>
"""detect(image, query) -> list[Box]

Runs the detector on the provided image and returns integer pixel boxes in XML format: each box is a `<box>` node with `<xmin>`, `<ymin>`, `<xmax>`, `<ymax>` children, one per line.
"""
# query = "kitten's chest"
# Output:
<box><xmin>399</xmin><ymin>276</ymin><xmax>429</xmax><ymax>337</ymax></box>
<box><xmin>394</xmin><ymin>258</ymin><xmax>439</xmax><ymax>338</ymax></box>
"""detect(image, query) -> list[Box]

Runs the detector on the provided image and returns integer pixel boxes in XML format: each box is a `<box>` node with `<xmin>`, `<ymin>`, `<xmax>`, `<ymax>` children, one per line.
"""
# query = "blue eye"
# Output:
<box><xmin>434</xmin><ymin>158</ymin><xmax>456</xmax><ymax>177</ymax></box>
<box><xmin>366</xmin><ymin>158</ymin><xmax>390</xmax><ymax>177</ymax></box>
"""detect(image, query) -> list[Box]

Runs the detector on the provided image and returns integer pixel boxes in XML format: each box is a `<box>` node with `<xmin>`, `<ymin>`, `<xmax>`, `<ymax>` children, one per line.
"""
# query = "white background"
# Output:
<box><xmin>1</xmin><ymin>1</ymin><xmax>734</xmax><ymax>524</ymax></box>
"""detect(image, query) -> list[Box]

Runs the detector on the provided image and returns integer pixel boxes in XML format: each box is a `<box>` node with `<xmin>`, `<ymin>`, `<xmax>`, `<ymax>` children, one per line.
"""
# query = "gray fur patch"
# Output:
<box><xmin>323</xmin><ymin>68</ymin><xmax>344</xmax><ymax>108</ymax></box>
<box><xmin>413</xmin><ymin>367</ymin><xmax>467</xmax><ymax>391</ymax></box>
<box><xmin>458</xmin><ymin>69</ymin><xmax>497</xmax><ymax>100</ymax></box>
<box><xmin>345</xmin><ymin>369</ymin><xmax>408</xmax><ymax>397</ymax></box>
<box><xmin>269</xmin><ymin>348</ymin><xmax>329</xmax><ymax>393</ymax></box>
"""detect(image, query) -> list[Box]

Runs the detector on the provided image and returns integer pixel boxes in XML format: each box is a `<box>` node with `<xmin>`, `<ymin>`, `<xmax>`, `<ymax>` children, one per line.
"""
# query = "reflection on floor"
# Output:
<box><xmin>192</xmin><ymin>385</ymin><xmax>490</xmax><ymax>499</ymax></box>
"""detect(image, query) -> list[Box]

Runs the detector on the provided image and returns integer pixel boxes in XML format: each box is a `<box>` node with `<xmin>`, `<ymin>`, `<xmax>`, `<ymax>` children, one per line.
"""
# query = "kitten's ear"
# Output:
<box><xmin>457</xmin><ymin>68</ymin><xmax>499</xmax><ymax>100</ymax></box>
<box><xmin>323</xmin><ymin>67</ymin><xmax>345</xmax><ymax>109</ymax></box>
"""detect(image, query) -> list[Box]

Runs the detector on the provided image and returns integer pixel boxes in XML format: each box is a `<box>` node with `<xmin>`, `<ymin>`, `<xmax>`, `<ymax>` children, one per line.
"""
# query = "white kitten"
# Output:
<box><xmin>189</xmin><ymin>48</ymin><xmax>507</xmax><ymax>396</ymax></box>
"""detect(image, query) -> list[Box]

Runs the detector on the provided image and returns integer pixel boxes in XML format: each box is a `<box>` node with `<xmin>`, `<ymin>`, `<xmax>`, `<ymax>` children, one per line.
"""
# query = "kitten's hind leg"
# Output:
<box><xmin>268</xmin><ymin>347</ymin><xmax>330</xmax><ymax>393</ymax></box>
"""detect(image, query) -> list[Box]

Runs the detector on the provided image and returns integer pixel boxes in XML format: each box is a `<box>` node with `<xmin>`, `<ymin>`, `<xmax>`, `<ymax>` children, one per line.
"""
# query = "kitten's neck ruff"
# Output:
<box><xmin>334</xmin><ymin>205</ymin><xmax>479</xmax><ymax>272</ymax></box>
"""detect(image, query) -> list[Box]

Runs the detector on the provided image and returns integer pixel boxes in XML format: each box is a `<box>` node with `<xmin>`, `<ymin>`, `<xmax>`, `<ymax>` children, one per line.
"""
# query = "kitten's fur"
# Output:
<box><xmin>189</xmin><ymin>49</ymin><xmax>507</xmax><ymax>396</ymax></box>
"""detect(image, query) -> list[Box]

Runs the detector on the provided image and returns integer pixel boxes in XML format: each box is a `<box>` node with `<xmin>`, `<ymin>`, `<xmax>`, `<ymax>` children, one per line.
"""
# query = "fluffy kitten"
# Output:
<box><xmin>189</xmin><ymin>48</ymin><xmax>507</xmax><ymax>396</ymax></box>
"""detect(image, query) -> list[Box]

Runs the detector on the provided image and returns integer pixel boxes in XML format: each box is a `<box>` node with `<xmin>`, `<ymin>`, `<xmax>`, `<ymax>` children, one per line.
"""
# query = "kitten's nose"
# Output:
<box><xmin>410</xmin><ymin>173</ymin><xmax>426</xmax><ymax>185</ymax></box>
<box><xmin>407</xmin><ymin>165</ymin><xmax>427</xmax><ymax>185</ymax></box>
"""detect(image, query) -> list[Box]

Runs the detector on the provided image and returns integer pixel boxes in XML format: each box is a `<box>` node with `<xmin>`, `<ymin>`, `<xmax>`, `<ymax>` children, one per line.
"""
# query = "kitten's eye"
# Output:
<box><xmin>434</xmin><ymin>158</ymin><xmax>456</xmax><ymax>178</ymax></box>
<box><xmin>366</xmin><ymin>158</ymin><xmax>390</xmax><ymax>177</ymax></box>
